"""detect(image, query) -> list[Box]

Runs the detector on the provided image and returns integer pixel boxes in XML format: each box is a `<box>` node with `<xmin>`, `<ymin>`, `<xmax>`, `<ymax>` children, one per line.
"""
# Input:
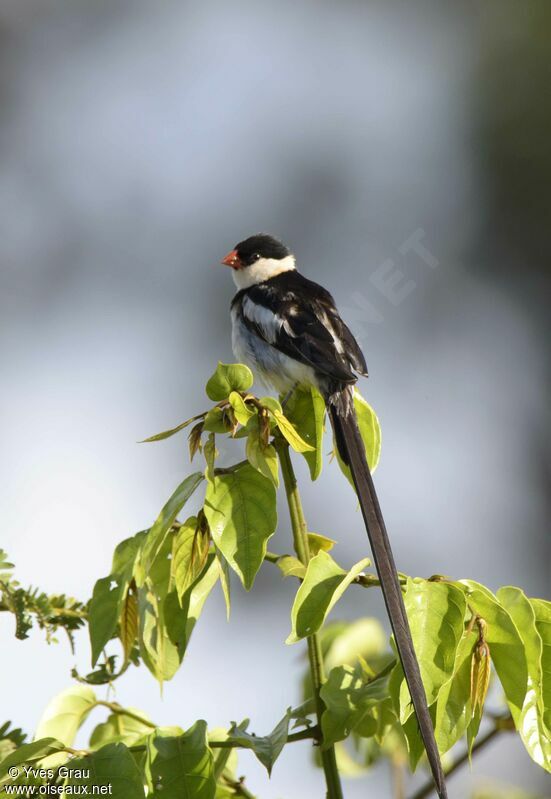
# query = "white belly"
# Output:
<box><xmin>231</xmin><ymin>312</ymin><xmax>318</xmax><ymax>394</ymax></box>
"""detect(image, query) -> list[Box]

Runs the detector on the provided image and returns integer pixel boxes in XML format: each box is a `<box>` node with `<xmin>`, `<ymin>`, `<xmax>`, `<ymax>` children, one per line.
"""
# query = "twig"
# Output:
<box><xmin>275</xmin><ymin>438</ymin><xmax>344</xmax><ymax>799</ymax></box>
<box><xmin>209</xmin><ymin>725</ymin><xmax>319</xmax><ymax>749</ymax></box>
<box><xmin>94</xmin><ymin>700</ymin><xmax>157</xmax><ymax>729</ymax></box>
<box><xmin>222</xmin><ymin>773</ymin><xmax>257</xmax><ymax>799</ymax></box>
<box><xmin>409</xmin><ymin>717</ymin><xmax>512</xmax><ymax>799</ymax></box>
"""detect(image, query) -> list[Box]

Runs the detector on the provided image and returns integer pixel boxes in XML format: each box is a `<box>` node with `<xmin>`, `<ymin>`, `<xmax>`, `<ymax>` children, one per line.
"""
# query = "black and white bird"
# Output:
<box><xmin>222</xmin><ymin>233</ymin><xmax>447</xmax><ymax>799</ymax></box>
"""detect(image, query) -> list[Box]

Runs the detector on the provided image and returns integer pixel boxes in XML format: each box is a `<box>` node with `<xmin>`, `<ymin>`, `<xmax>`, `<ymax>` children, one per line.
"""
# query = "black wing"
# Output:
<box><xmin>235</xmin><ymin>271</ymin><xmax>368</xmax><ymax>386</ymax></box>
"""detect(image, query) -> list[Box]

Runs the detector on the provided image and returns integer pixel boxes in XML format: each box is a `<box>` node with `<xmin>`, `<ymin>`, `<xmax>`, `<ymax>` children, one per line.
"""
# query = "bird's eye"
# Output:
<box><xmin>252</xmin><ymin>253</ymin><xmax>260</xmax><ymax>261</ymax></box>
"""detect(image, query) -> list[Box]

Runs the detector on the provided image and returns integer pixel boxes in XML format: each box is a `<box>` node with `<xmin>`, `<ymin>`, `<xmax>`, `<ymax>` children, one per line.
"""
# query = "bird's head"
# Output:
<box><xmin>221</xmin><ymin>234</ymin><xmax>296</xmax><ymax>289</ymax></box>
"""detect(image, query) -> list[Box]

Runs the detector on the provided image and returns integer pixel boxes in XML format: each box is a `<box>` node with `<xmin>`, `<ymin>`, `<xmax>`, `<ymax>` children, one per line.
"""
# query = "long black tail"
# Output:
<box><xmin>328</xmin><ymin>389</ymin><xmax>447</xmax><ymax>799</ymax></box>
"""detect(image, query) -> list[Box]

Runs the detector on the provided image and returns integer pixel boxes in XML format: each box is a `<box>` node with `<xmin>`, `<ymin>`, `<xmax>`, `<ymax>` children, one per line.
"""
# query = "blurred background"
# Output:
<box><xmin>1</xmin><ymin>1</ymin><xmax>549</xmax><ymax>796</ymax></box>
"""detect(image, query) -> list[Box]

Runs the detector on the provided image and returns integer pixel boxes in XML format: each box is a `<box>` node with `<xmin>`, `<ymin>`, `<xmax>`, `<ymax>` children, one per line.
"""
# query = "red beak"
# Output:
<box><xmin>221</xmin><ymin>249</ymin><xmax>241</xmax><ymax>269</ymax></box>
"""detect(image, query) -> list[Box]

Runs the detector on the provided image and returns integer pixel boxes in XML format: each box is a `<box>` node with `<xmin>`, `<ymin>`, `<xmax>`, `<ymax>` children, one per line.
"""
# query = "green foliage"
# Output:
<box><xmin>141</xmin><ymin>473</ymin><xmax>205</xmax><ymax>571</ymax></box>
<box><xmin>146</xmin><ymin>722</ymin><xmax>215</xmax><ymax>798</ymax></box>
<box><xmin>1</xmin><ymin>363</ymin><xmax>550</xmax><ymax>798</ymax></box>
<box><xmin>284</xmin><ymin>387</ymin><xmax>326</xmax><ymax>479</ymax></box>
<box><xmin>321</xmin><ymin>663</ymin><xmax>391</xmax><ymax>747</ymax></box>
<box><xmin>204</xmin><ymin>463</ymin><xmax>277</xmax><ymax>590</ymax></box>
<box><xmin>90</xmin><ymin>709</ymin><xmax>154</xmax><ymax>749</ymax></box>
<box><xmin>225</xmin><ymin>712</ymin><xmax>292</xmax><ymax>775</ymax></box>
<box><xmin>498</xmin><ymin>587</ymin><xmax>551</xmax><ymax>771</ymax></box>
<box><xmin>335</xmin><ymin>390</ymin><xmax>382</xmax><ymax>482</ymax></box>
<box><xmin>65</xmin><ymin>743</ymin><xmax>145</xmax><ymax>798</ymax></box>
<box><xmin>0</xmin><ymin>721</ymin><xmax>26</xmax><ymax>765</ymax></box>
<box><xmin>0</xmin><ymin>549</ymin><xmax>85</xmax><ymax>645</ymax></box>
<box><xmin>459</xmin><ymin>581</ymin><xmax>528</xmax><ymax>724</ymax></box>
<box><xmin>245</xmin><ymin>430</ymin><xmax>279</xmax><ymax>486</ymax></box>
<box><xmin>88</xmin><ymin>531</ymin><xmax>146</xmax><ymax>666</ymax></box>
<box><xmin>287</xmin><ymin>552</ymin><xmax>371</xmax><ymax>643</ymax></box>
<box><xmin>272</xmin><ymin>408</ymin><xmax>314</xmax><ymax>452</ymax></box>
<box><xmin>205</xmin><ymin>362</ymin><xmax>254</xmax><ymax>401</ymax></box>
<box><xmin>394</xmin><ymin>579</ymin><xmax>467</xmax><ymax>721</ymax></box>
<box><xmin>0</xmin><ymin>738</ymin><xmax>66</xmax><ymax>780</ymax></box>
<box><xmin>35</xmin><ymin>686</ymin><xmax>96</xmax><ymax>748</ymax></box>
<box><xmin>172</xmin><ymin>516</ymin><xmax>210</xmax><ymax>601</ymax></box>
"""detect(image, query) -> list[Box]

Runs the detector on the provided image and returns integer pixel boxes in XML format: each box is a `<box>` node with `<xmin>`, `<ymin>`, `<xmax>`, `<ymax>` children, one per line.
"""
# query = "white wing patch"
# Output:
<box><xmin>321</xmin><ymin>310</ymin><xmax>345</xmax><ymax>355</ymax></box>
<box><xmin>242</xmin><ymin>296</ymin><xmax>284</xmax><ymax>344</ymax></box>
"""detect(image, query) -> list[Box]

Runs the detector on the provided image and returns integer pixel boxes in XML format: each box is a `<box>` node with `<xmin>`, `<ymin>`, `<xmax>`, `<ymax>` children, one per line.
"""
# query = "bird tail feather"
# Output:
<box><xmin>328</xmin><ymin>388</ymin><xmax>447</xmax><ymax>799</ymax></box>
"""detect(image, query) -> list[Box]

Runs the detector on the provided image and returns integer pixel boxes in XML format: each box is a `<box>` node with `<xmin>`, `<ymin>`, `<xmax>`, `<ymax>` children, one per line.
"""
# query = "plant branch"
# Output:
<box><xmin>263</xmin><ymin>551</ymin><xmax>407</xmax><ymax>589</ymax></box>
<box><xmin>275</xmin><ymin>438</ymin><xmax>344</xmax><ymax>799</ymax></box>
<box><xmin>95</xmin><ymin>700</ymin><xmax>157</xmax><ymax>729</ymax></box>
<box><xmin>209</xmin><ymin>725</ymin><xmax>319</xmax><ymax>749</ymax></box>
<box><xmin>123</xmin><ymin>724</ymin><xmax>320</xmax><ymax>756</ymax></box>
<box><xmin>214</xmin><ymin>459</ymin><xmax>249</xmax><ymax>476</ymax></box>
<box><xmin>221</xmin><ymin>772</ymin><xmax>257</xmax><ymax>799</ymax></box>
<box><xmin>409</xmin><ymin>716</ymin><xmax>513</xmax><ymax>799</ymax></box>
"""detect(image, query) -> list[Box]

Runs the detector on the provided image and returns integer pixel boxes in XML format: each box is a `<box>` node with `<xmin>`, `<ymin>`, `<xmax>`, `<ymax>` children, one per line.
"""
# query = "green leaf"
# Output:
<box><xmin>64</xmin><ymin>742</ymin><xmax>145</xmax><ymax>798</ymax></box>
<box><xmin>111</xmin><ymin>531</ymin><xmax>147</xmax><ymax>576</ymax></box>
<box><xmin>258</xmin><ymin>396</ymin><xmax>282</xmax><ymax>414</ymax></box>
<box><xmin>209</xmin><ymin>725</ymin><xmax>240</xmax><ymax>783</ymax></box>
<box><xmin>165</xmin><ymin>557</ymin><xmax>220</xmax><ymax>663</ymax></box>
<box><xmin>245</xmin><ymin>430</ymin><xmax>279</xmax><ymax>487</ymax></box>
<box><xmin>141</xmin><ymin>473</ymin><xmax>204</xmax><ymax>571</ymax></box>
<box><xmin>286</xmin><ymin>552</ymin><xmax>370</xmax><ymax>643</ymax></box>
<box><xmin>204</xmin><ymin>464</ymin><xmax>277</xmax><ymax>590</ymax></box>
<box><xmin>353</xmin><ymin>390</ymin><xmax>381</xmax><ymax>470</ymax></box>
<box><xmin>204</xmin><ymin>433</ymin><xmax>218</xmax><ymax>483</ymax></box>
<box><xmin>90</xmin><ymin>710</ymin><xmax>153</xmax><ymax>749</ymax></box>
<box><xmin>206</xmin><ymin>363</ymin><xmax>253</xmax><ymax>402</ymax></box>
<box><xmin>434</xmin><ymin>630</ymin><xmax>477</xmax><ymax>754</ymax></box>
<box><xmin>148</xmin><ymin>529</ymin><xmax>177</xmax><ymax>601</ymax></box>
<box><xmin>138</xmin><ymin>586</ymin><xmax>181</xmax><ymax>685</ymax></box>
<box><xmin>139</xmin><ymin>536</ymin><xmax>214</xmax><ymax>686</ymax></box>
<box><xmin>215</xmin><ymin>550</ymin><xmax>231</xmax><ymax>620</ymax></box>
<box><xmin>119</xmin><ymin>585</ymin><xmax>138</xmax><ymax>663</ymax></box>
<box><xmin>307</xmin><ymin>532</ymin><xmax>336</xmax><ymax>554</ymax></box>
<box><xmin>397</xmin><ymin>579</ymin><xmax>467</xmax><ymax>721</ymax></box>
<box><xmin>467</xmin><ymin>636</ymin><xmax>492</xmax><ymax>755</ymax></box>
<box><xmin>89</xmin><ymin>576</ymin><xmax>129</xmax><ymax>666</ymax></box>
<box><xmin>514</xmin><ymin>683</ymin><xmax>551</xmax><ymax>773</ymax></box>
<box><xmin>498</xmin><ymin>588</ymin><xmax>551</xmax><ymax>771</ymax></box>
<box><xmin>402</xmin><ymin>706</ymin><xmax>435</xmax><ymax>771</ymax></box>
<box><xmin>172</xmin><ymin>516</ymin><xmax>209</xmax><ymax>602</ymax></box>
<box><xmin>0</xmin><ymin>550</ymin><xmax>15</xmax><ymax>581</ymax></box>
<box><xmin>35</xmin><ymin>686</ymin><xmax>96</xmax><ymax>749</ymax></box>
<box><xmin>0</xmin><ymin>738</ymin><xmax>66</xmax><ymax>780</ymax></box>
<box><xmin>276</xmin><ymin>555</ymin><xmax>306</xmax><ymax>580</ymax></box>
<box><xmin>335</xmin><ymin>390</ymin><xmax>382</xmax><ymax>482</ymax></box>
<box><xmin>284</xmin><ymin>387</ymin><xmax>326</xmax><ymax>479</ymax></box>
<box><xmin>89</xmin><ymin>532</ymin><xmax>145</xmax><ymax>664</ymax></box>
<box><xmin>530</xmin><ymin>598</ymin><xmax>551</xmax><ymax>735</ymax></box>
<box><xmin>203</xmin><ymin>407</ymin><xmax>229</xmax><ymax>434</ymax></box>
<box><xmin>140</xmin><ymin>415</ymin><xmax>204</xmax><ymax>443</ymax></box>
<box><xmin>146</xmin><ymin>721</ymin><xmax>215</xmax><ymax>799</ymax></box>
<box><xmin>228</xmin><ymin>391</ymin><xmax>256</xmax><ymax>426</ymax></box>
<box><xmin>272</xmin><ymin>409</ymin><xmax>315</xmax><ymax>453</ymax></box>
<box><xmin>225</xmin><ymin>710</ymin><xmax>291</xmax><ymax>776</ymax></box>
<box><xmin>320</xmin><ymin>664</ymin><xmax>390</xmax><ymax>747</ymax></box>
<box><xmin>459</xmin><ymin>580</ymin><xmax>528</xmax><ymax>724</ymax></box>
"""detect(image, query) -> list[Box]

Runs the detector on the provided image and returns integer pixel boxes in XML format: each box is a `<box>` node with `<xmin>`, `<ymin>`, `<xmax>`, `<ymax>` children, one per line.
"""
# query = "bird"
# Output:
<box><xmin>221</xmin><ymin>232</ymin><xmax>447</xmax><ymax>799</ymax></box>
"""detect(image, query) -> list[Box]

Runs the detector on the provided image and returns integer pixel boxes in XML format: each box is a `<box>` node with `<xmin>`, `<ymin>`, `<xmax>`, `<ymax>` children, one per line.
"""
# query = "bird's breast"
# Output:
<box><xmin>230</xmin><ymin>304</ymin><xmax>318</xmax><ymax>394</ymax></box>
